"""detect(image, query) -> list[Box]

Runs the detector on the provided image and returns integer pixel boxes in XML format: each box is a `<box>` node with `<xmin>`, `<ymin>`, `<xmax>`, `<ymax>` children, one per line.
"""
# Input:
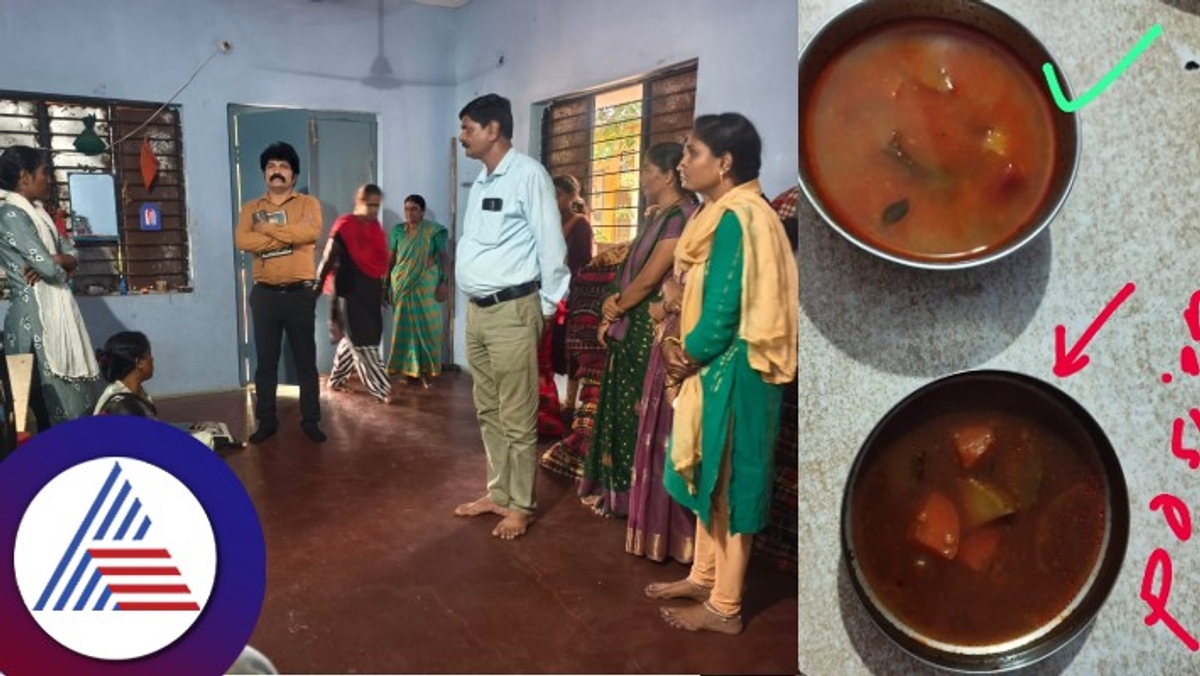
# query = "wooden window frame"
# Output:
<box><xmin>540</xmin><ymin>60</ymin><xmax>697</xmax><ymax>245</ymax></box>
<box><xmin>0</xmin><ymin>90</ymin><xmax>190</xmax><ymax>295</ymax></box>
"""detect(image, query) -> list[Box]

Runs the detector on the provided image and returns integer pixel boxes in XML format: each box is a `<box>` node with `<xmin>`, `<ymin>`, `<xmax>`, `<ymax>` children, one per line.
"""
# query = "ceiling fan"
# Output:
<box><xmin>360</xmin><ymin>0</ymin><xmax>403</xmax><ymax>89</ymax></box>
<box><xmin>262</xmin><ymin>0</ymin><xmax>453</xmax><ymax>89</ymax></box>
<box><xmin>258</xmin><ymin>0</ymin><xmax>499</xmax><ymax>89</ymax></box>
<box><xmin>326</xmin><ymin>0</ymin><xmax>402</xmax><ymax>89</ymax></box>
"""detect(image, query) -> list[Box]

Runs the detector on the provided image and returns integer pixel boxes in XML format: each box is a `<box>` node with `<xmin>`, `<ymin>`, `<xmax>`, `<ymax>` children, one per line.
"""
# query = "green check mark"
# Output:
<box><xmin>1043</xmin><ymin>24</ymin><xmax>1163</xmax><ymax>113</ymax></box>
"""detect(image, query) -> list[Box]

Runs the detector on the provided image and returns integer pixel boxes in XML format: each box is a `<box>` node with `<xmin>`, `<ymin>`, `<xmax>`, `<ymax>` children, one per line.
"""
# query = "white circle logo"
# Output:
<box><xmin>12</xmin><ymin>457</ymin><xmax>217</xmax><ymax>660</ymax></box>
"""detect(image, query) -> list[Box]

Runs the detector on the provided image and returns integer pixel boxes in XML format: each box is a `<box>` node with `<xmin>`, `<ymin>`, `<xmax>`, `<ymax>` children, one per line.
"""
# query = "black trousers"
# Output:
<box><xmin>250</xmin><ymin>284</ymin><xmax>320</xmax><ymax>424</ymax></box>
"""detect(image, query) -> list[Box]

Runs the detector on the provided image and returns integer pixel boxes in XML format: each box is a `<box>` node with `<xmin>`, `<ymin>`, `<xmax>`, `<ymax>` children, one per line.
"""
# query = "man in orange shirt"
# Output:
<box><xmin>234</xmin><ymin>142</ymin><xmax>326</xmax><ymax>443</ymax></box>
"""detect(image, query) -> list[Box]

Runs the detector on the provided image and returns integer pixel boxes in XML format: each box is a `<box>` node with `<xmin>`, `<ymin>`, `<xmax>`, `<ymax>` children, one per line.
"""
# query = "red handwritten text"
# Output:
<box><xmin>1141</xmin><ymin>547</ymin><xmax>1199</xmax><ymax>651</ymax></box>
<box><xmin>1170</xmin><ymin>412</ymin><xmax>1200</xmax><ymax>470</ymax></box>
<box><xmin>1140</xmin><ymin>290</ymin><xmax>1200</xmax><ymax>652</ymax></box>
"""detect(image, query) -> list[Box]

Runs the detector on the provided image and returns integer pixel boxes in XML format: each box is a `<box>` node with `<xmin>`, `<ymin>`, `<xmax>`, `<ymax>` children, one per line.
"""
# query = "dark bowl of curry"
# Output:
<box><xmin>841</xmin><ymin>371</ymin><xmax>1128</xmax><ymax>671</ymax></box>
<box><xmin>799</xmin><ymin>0</ymin><xmax>1080</xmax><ymax>268</ymax></box>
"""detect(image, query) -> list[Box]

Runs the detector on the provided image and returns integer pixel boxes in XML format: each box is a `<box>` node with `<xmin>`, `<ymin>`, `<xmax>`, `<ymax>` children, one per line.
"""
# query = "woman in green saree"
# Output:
<box><xmin>578</xmin><ymin>143</ymin><xmax>698</xmax><ymax>516</ymax></box>
<box><xmin>386</xmin><ymin>194</ymin><xmax>448</xmax><ymax>387</ymax></box>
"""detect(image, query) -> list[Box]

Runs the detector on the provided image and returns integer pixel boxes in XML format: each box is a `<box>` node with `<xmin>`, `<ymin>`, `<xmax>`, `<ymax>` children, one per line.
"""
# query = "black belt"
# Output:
<box><xmin>256</xmin><ymin>281</ymin><xmax>316</xmax><ymax>293</ymax></box>
<box><xmin>470</xmin><ymin>280</ymin><xmax>540</xmax><ymax>308</ymax></box>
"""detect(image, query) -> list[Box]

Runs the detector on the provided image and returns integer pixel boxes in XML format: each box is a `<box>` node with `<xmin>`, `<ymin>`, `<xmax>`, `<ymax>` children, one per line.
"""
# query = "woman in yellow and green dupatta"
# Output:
<box><xmin>386</xmin><ymin>194</ymin><xmax>448</xmax><ymax>387</ymax></box>
<box><xmin>644</xmin><ymin>114</ymin><xmax>798</xmax><ymax>635</ymax></box>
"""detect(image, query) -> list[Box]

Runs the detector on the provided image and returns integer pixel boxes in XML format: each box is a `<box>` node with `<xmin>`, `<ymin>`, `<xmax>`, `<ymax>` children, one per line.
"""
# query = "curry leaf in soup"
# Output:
<box><xmin>884</xmin><ymin>130</ymin><xmax>924</xmax><ymax>175</ymax></box>
<box><xmin>882</xmin><ymin>199</ymin><xmax>910</xmax><ymax>225</ymax></box>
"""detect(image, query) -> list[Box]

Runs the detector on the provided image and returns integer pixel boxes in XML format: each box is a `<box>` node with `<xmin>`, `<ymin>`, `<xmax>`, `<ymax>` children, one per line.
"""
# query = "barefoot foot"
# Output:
<box><xmin>659</xmin><ymin>603</ymin><xmax>743</xmax><ymax>635</ymax></box>
<box><xmin>454</xmin><ymin>496</ymin><xmax>508</xmax><ymax>517</ymax></box>
<box><xmin>492</xmin><ymin>511</ymin><xmax>534</xmax><ymax>540</ymax></box>
<box><xmin>644</xmin><ymin>579</ymin><xmax>712</xmax><ymax>601</ymax></box>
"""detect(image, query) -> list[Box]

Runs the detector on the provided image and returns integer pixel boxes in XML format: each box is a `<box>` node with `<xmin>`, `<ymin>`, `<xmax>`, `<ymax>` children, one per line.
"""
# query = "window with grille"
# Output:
<box><xmin>0</xmin><ymin>91</ymin><xmax>189</xmax><ymax>295</ymax></box>
<box><xmin>540</xmin><ymin>61</ymin><xmax>697</xmax><ymax>245</ymax></box>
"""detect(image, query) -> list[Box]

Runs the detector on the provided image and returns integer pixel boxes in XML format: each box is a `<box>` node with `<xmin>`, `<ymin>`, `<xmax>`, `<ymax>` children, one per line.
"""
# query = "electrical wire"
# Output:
<box><xmin>112</xmin><ymin>46</ymin><xmax>223</xmax><ymax>147</ymax></box>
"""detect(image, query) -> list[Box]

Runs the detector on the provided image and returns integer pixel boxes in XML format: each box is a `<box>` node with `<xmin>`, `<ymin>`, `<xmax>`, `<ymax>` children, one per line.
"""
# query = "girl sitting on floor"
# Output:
<box><xmin>94</xmin><ymin>331</ymin><xmax>242</xmax><ymax>449</ymax></box>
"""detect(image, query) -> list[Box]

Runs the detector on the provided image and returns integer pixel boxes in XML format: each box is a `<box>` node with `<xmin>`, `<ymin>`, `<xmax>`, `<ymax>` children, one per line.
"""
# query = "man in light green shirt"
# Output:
<box><xmin>451</xmin><ymin>94</ymin><xmax>569</xmax><ymax>540</ymax></box>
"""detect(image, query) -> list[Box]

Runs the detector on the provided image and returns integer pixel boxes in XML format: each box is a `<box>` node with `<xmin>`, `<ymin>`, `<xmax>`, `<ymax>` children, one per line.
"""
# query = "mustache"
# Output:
<box><xmin>269</xmin><ymin>174</ymin><xmax>286</xmax><ymax>181</ymax></box>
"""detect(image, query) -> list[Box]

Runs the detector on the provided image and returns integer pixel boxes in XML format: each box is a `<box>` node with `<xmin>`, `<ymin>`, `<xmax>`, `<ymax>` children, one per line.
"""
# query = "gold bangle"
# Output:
<box><xmin>663</xmin><ymin>336</ymin><xmax>683</xmax><ymax>348</ymax></box>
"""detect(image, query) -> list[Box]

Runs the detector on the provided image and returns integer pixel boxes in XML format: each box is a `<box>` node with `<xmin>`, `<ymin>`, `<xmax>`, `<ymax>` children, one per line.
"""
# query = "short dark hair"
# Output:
<box><xmin>0</xmin><ymin>145</ymin><xmax>47</xmax><ymax>191</ymax></box>
<box><xmin>459</xmin><ymin>94</ymin><xmax>513</xmax><ymax>140</ymax></box>
<box><xmin>96</xmin><ymin>331</ymin><xmax>151</xmax><ymax>383</ymax></box>
<box><xmin>691</xmin><ymin>113</ymin><xmax>762</xmax><ymax>184</ymax></box>
<box><xmin>404</xmin><ymin>194</ymin><xmax>426</xmax><ymax>211</ymax></box>
<box><xmin>260</xmin><ymin>142</ymin><xmax>300</xmax><ymax>175</ymax></box>
<box><xmin>360</xmin><ymin>183</ymin><xmax>383</xmax><ymax>198</ymax></box>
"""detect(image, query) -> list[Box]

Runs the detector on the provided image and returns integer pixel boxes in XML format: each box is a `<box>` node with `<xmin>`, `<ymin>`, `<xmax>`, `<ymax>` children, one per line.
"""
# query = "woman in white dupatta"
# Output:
<box><xmin>0</xmin><ymin>146</ymin><xmax>98</xmax><ymax>426</ymax></box>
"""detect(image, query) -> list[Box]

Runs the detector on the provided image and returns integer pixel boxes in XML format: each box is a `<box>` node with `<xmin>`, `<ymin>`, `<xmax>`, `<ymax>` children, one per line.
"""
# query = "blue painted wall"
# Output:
<box><xmin>0</xmin><ymin>0</ymin><xmax>797</xmax><ymax>394</ymax></box>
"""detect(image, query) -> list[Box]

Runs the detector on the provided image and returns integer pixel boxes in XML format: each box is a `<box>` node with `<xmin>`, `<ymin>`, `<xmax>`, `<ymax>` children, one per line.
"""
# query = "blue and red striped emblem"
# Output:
<box><xmin>34</xmin><ymin>462</ymin><xmax>199</xmax><ymax>613</ymax></box>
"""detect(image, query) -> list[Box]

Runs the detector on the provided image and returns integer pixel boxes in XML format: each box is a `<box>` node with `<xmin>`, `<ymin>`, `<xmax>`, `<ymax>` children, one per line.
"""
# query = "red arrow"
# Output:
<box><xmin>1053</xmin><ymin>282</ymin><xmax>1136</xmax><ymax>378</ymax></box>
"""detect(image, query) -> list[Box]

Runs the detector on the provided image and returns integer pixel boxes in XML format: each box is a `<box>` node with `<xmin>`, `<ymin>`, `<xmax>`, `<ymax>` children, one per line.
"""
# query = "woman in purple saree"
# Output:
<box><xmin>625</xmin><ymin>269</ymin><xmax>695</xmax><ymax>563</ymax></box>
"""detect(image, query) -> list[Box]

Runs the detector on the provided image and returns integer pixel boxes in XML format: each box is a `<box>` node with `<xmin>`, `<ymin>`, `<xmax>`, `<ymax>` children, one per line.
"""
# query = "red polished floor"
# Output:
<box><xmin>158</xmin><ymin>372</ymin><xmax>797</xmax><ymax>675</ymax></box>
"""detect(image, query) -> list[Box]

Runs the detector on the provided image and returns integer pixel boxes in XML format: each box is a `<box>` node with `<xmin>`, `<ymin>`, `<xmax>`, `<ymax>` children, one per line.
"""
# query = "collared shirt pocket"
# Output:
<box><xmin>469</xmin><ymin>202</ymin><xmax>505</xmax><ymax>247</ymax></box>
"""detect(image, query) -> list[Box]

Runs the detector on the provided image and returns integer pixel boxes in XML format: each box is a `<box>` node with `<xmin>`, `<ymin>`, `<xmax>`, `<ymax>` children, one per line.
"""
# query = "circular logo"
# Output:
<box><xmin>14</xmin><ymin>458</ymin><xmax>217</xmax><ymax>660</ymax></box>
<box><xmin>0</xmin><ymin>416</ymin><xmax>265</xmax><ymax>676</ymax></box>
